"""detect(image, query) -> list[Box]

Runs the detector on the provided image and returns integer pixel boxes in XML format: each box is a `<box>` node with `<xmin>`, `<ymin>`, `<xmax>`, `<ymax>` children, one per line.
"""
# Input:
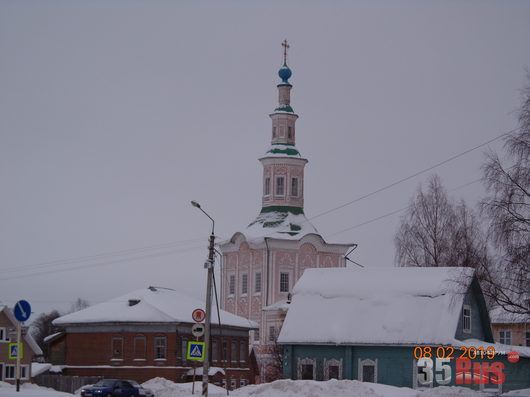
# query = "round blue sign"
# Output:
<box><xmin>14</xmin><ymin>300</ymin><xmax>31</xmax><ymax>322</ymax></box>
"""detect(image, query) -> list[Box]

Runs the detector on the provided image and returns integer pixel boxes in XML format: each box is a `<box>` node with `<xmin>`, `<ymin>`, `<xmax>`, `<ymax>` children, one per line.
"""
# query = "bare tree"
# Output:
<box><xmin>395</xmin><ymin>175</ymin><xmax>457</xmax><ymax>267</ymax></box>
<box><xmin>30</xmin><ymin>310</ymin><xmax>61</xmax><ymax>360</ymax></box>
<box><xmin>395</xmin><ymin>175</ymin><xmax>490</xmax><ymax>272</ymax></box>
<box><xmin>481</xmin><ymin>76</ymin><xmax>530</xmax><ymax>315</ymax></box>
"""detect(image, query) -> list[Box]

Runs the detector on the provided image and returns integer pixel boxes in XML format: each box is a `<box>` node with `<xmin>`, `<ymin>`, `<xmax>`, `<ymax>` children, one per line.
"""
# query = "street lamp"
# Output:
<box><xmin>191</xmin><ymin>200</ymin><xmax>215</xmax><ymax>397</ymax></box>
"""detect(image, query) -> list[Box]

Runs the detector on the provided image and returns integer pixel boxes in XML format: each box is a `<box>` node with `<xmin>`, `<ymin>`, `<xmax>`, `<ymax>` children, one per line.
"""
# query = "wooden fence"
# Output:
<box><xmin>33</xmin><ymin>374</ymin><xmax>102</xmax><ymax>394</ymax></box>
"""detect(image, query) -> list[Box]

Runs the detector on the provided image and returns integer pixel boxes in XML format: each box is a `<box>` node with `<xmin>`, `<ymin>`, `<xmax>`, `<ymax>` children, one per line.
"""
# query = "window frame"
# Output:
<box><xmin>499</xmin><ymin>330</ymin><xmax>512</xmax><ymax>345</ymax></box>
<box><xmin>275</xmin><ymin>176</ymin><xmax>285</xmax><ymax>196</ymax></box>
<box><xmin>358</xmin><ymin>358</ymin><xmax>378</xmax><ymax>383</ymax></box>
<box><xmin>229</xmin><ymin>274</ymin><xmax>236</xmax><ymax>296</ymax></box>
<box><xmin>264</xmin><ymin>177</ymin><xmax>271</xmax><ymax>197</ymax></box>
<box><xmin>111</xmin><ymin>336</ymin><xmax>124</xmax><ymax>360</ymax></box>
<box><xmin>324</xmin><ymin>358</ymin><xmax>343</xmax><ymax>380</ymax></box>
<box><xmin>462</xmin><ymin>305</ymin><xmax>472</xmax><ymax>333</ymax></box>
<box><xmin>133</xmin><ymin>334</ymin><xmax>146</xmax><ymax>361</ymax></box>
<box><xmin>154</xmin><ymin>335</ymin><xmax>167</xmax><ymax>360</ymax></box>
<box><xmin>297</xmin><ymin>357</ymin><xmax>316</xmax><ymax>380</ymax></box>
<box><xmin>280</xmin><ymin>272</ymin><xmax>290</xmax><ymax>293</ymax></box>
<box><xmin>526</xmin><ymin>331</ymin><xmax>530</xmax><ymax>347</ymax></box>
<box><xmin>4</xmin><ymin>364</ymin><xmax>29</xmax><ymax>380</ymax></box>
<box><xmin>268</xmin><ymin>326</ymin><xmax>276</xmax><ymax>343</ymax></box>
<box><xmin>241</xmin><ymin>273</ymin><xmax>248</xmax><ymax>296</ymax></box>
<box><xmin>254</xmin><ymin>272</ymin><xmax>262</xmax><ymax>295</ymax></box>
<box><xmin>291</xmin><ymin>177</ymin><xmax>299</xmax><ymax>197</ymax></box>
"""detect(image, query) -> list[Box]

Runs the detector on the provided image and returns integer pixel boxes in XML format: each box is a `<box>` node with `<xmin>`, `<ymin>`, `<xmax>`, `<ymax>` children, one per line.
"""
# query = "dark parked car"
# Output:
<box><xmin>79</xmin><ymin>379</ymin><xmax>154</xmax><ymax>397</ymax></box>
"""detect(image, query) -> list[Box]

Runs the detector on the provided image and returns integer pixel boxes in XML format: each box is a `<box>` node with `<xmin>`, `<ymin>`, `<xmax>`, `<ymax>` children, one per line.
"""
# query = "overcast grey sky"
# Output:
<box><xmin>1</xmin><ymin>1</ymin><xmax>529</xmax><ymax>319</ymax></box>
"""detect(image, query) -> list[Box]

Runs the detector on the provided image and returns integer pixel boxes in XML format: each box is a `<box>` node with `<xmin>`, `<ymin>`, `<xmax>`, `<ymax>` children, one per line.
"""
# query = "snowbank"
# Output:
<box><xmin>0</xmin><ymin>381</ymin><xmax>73</xmax><ymax>397</ymax></box>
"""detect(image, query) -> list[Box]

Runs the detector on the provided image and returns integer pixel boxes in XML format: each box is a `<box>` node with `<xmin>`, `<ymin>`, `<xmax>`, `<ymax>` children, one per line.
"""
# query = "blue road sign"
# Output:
<box><xmin>186</xmin><ymin>341</ymin><xmax>205</xmax><ymax>361</ymax></box>
<box><xmin>14</xmin><ymin>300</ymin><xmax>31</xmax><ymax>322</ymax></box>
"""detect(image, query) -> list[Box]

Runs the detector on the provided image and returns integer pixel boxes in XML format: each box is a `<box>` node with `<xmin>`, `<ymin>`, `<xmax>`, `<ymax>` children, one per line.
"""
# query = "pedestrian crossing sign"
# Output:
<box><xmin>186</xmin><ymin>341</ymin><xmax>205</xmax><ymax>361</ymax></box>
<box><xmin>8</xmin><ymin>343</ymin><xmax>22</xmax><ymax>360</ymax></box>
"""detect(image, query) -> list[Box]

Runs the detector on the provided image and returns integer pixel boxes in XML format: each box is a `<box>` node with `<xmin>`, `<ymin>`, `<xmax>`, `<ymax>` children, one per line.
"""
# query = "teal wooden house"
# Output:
<box><xmin>278</xmin><ymin>267</ymin><xmax>530</xmax><ymax>393</ymax></box>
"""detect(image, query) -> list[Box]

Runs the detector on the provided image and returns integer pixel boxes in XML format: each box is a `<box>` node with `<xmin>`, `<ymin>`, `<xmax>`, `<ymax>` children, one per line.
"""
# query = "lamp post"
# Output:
<box><xmin>191</xmin><ymin>201</ymin><xmax>215</xmax><ymax>397</ymax></box>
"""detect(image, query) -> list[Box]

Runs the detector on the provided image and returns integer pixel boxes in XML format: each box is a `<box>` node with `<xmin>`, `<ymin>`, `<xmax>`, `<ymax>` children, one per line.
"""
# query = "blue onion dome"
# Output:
<box><xmin>278</xmin><ymin>63</ymin><xmax>292</xmax><ymax>83</ymax></box>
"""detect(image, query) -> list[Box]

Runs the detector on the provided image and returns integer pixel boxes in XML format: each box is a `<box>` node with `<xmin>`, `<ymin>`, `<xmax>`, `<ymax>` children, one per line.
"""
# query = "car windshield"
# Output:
<box><xmin>129</xmin><ymin>381</ymin><xmax>141</xmax><ymax>387</ymax></box>
<box><xmin>94</xmin><ymin>380</ymin><xmax>116</xmax><ymax>388</ymax></box>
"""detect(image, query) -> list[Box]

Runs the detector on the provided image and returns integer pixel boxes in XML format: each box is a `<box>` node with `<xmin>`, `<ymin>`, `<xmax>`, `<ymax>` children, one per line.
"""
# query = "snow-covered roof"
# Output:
<box><xmin>0</xmin><ymin>305</ymin><xmax>43</xmax><ymax>356</ymax></box>
<box><xmin>43</xmin><ymin>332</ymin><xmax>64</xmax><ymax>343</ymax></box>
<box><xmin>53</xmin><ymin>287</ymin><xmax>258</xmax><ymax>330</ymax></box>
<box><xmin>489</xmin><ymin>306</ymin><xmax>529</xmax><ymax>324</ymax></box>
<box><xmin>278</xmin><ymin>267</ymin><xmax>477</xmax><ymax>346</ymax></box>
<box><xmin>245</xmin><ymin>208</ymin><xmax>319</xmax><ymax>241</ymax></box>
<box><xmin>263</xmin><ymin>299</ymin><xmax>290</xmax><ymax>312</ymax></box>
<box><xmin>31</xmin><ymin>363</ymin><xmax>52</xmax><ymax>377</ymax></box>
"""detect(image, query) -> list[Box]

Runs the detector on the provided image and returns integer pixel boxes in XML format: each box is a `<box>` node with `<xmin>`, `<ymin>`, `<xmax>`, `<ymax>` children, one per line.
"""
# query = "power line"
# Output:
<box><xmin>309</xmin><ymin>129</ymin><xmax>515</xmax><ymax>222</ymax></box>
<box><xmin>0</xmin><ymin>244</ymin><xmax>205</xmax><ymax>281</ymax></box>
<box><xmin>0</xmin><ymin>237</ymin><xmax>208</xmax><ymax>275</ymax></box>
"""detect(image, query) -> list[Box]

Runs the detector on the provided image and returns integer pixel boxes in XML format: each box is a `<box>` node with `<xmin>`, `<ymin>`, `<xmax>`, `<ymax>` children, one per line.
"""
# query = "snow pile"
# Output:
<box><xmin>54</xmin><ymin>287</ymin><xmax>257</xmax><ymax>330</ymax></box>
<box><xmin>142</xmin><ymin>378</ymin><xmax>227</xmax><ymax>397</ymax></box>
<box><xmin>503</xmin><ymin>389</ymin><xmax>530</xmax><ymax>396</ymax></box>
<box><xmin>278</xmin><ymin>267</ymin><xmax>474</xmax><ymax>345</ymax></box>
<box><xmin>0</xmin><ymin>381</ymin><xmax>73</xmax><ymax>397</ymax></box>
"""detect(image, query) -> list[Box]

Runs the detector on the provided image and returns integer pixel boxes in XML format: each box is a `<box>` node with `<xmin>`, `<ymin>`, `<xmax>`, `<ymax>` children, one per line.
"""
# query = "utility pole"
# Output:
<box><xmin>191</xmin><ymin>201</ymin><xmax>215</xmax><ymax>397</ymax></box>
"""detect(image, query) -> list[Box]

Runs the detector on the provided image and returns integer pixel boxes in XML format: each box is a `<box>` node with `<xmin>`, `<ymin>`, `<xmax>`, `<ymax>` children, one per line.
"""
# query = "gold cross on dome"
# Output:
<box><xmin>282</xmin><ymin>40</ymin><xmax>290</xmax><ymax>64</ymax></box>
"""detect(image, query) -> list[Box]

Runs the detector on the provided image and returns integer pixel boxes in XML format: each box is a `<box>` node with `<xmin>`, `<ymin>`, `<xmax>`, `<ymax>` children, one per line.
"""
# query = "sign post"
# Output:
<box><xmin>13</xmin><ymin>300</ymin><xmax>31</xmax><ymax>393</ymax></box>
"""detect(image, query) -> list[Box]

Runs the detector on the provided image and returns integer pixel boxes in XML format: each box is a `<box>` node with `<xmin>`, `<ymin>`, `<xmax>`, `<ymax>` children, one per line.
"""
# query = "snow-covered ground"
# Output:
<box><xmin>1</xmin><ymin>378</ymin><xmax>529</xmax><ymax>397</ymax></box>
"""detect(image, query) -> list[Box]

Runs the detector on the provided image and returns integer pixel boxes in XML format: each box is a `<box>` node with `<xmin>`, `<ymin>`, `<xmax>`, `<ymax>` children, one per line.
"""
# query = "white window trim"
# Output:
<box><xmin>254</xmin><ymin>272</ymin><xmax>262</xmax><ymax>296</ymax></box>
<box><xmin>297</xmin><ymin>357</ymin><xmax>316</xmax><ymax>380</ymax></box>
<box><xmin>0</xmin><ymin>327</ymin><xmax>8</xmax><ymax>342</ymax></box>
<box><xmin>275</xmin><ymin>176</ymin><xmax>285</xmax><ymax>197</ymax></box>
<box><xmin>241</xmin><ymin>273</ymin><xmax>248</xmax><ymax>296</ymax></box>
<box><xmin>4</xmin><ymin>364</ymin><xmax>29</xmax><ymax>380</ymax></box>
<box><xmin>264</xmin><ymin>177</ymin><xmax>271</xmax><ymax>197</ymax></box>
<box><xmin>358</xmin><ymin>358</ymin><xmax>378</xmax><ymax>383</ymax></box>
<box><xmin>412</xmin><ymin>359</ymin><xmax>433</xmax><ymax>388</ymax></box>
<box><xmin>462</xmin><ymin>304</ymin><xmax>472</xmax><ymax>333</ymax></box>
<box><xmin>279</xmin><ymin>271</ymin><xmax>290</xmax><ymax>294</ymax></box>
<box><xmin>324</xmin><ymin>358</ymin><xmax>343</xmax><ymax>380</ymax></box>
<box><xmin>291</xmin><ymin>177</ymin><xmax>299</xmax><ymax>197</ymax></box>
<box><xmin>499</xmin><ymin>330</ymin><xmax>512</xmax><ymax>345</ymax></box>
<box><xmin>228</xmin><ymin>274</ymin><xmax>236</xmax><ymax>296</ymax></box>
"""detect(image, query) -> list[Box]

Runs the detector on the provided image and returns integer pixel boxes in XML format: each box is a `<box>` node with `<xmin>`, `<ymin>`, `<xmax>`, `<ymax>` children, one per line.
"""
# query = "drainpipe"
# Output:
<box><xmin>264</xmin><ymin>237</ymin><xmax>270</xmax><ymax>307</ymax></box>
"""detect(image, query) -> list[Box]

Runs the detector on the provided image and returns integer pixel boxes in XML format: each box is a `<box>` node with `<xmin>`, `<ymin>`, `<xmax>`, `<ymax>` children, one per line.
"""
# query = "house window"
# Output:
<box><xmin>269</xmin><ymin>326</ymin><xmax>276</xmax><ymax>342</ymax></box>
<box><xmin>280</xmin><ymin>272</ymin><xmax>289</xmax><ymax>293</ymax></box>
<box><xmin>111</xmin><ymin>336</ymin><xmax>123</xmax><ymax>360</ymax></box>
<box><xmin>180</xmin><ymin>338</ymin><xmax>188</xmax><ymax>360</ymax></box>
<box><xmin>272</xmin><ymin>126</ymin><xmax>277</xmax><ymax>138</ymax></box>
<box><xmin>499</xmin><ymin>330</ymin><xmax>512</xmax><ymax>345</ymax></box>
<box><xmin>324</xmin><ymin>358</ymin><xmax>343</xmax><ymax>380</ymax></box>
<box><xmin>276</xmin><ymin>176</ymin><xmax>285</xmax><ymax>196</ymax></box>
<box><xmin>462</xmin><ymin>305</ymin><xmax>471</xmax><ymax>333</ymax></box>
<box><xmin>291</xmin><ymin>177</ymin><xmax>299</xmax><ymax>197</ymax></box>
<box><xmin>230</xmin><ymin>377</ymin><xmax>237</xmax><ymax>390</ymax></box>
<box><xmin>288</xmin><ymin>126</ymin><xmax>292</xmax><ymax>139</ymax></box>
<box><xmin>154</xmin><ymin>335</ymin><xmax>167</xmax><ymax>360</ymax></box>
<box><xmin>134</xmin><ymin>335</ymin><xmax>146</xmax><ymax>360</ymax></box>
<box><xmin>4</xmin><ymin>365</ymin><xmax>28</xmax><ymax>380</ymax></box>
<box><xmin>264</xmin><ymin>177</ymin><xmax>271</xmax><ymax>196</ymax></box>
<box><xmin>254</xmin><ymin>272</ymin><xmax>262</xmax><ymax>294</ymax></box>
<box><xmin>297</xmin><ymin>358</ymin><xmax>316</xmax><ymax>380</ymax></box>
<box><xmin>526</xmin><ymin>331</ymin><xmax>530</xmax><ymax>347</ymax></box>
<box><xmin>254</xmin><ymin>329</ymin><xmax>260</xmax><ymax>342</ymax></box>
<box><xmin>358</xmin><ymin>358</ymin><xmax>377</xmax><ymax>383</ymax></box>
<box><xmin>222</xmin><ymin>340</ymin><xmax>228</xmax><ymax>361</ymax></box>
<box><xmin>212</xmin><ymin>340</ymin><xmax>218</xmax><ymax>362</ymax></box>
<box><xmin>240</xmin><ymin>341</ymin><xmax>246</xmax><ymax>363</ymax></box>
<box><xmin>229</xmin><ymin>274</ymin><xmax>235</xmax><ymax>295</ymax></box>
<box><xmin>231</xmin><ymin>340</ymin><xmax>238</xmax><ymax>363</ymax></box>
<box><xmin>240</xmin><ymin>378</ymin><xmax>247</xmax><ymax>387</ymax></box>
<box><xmin>241</xmin><ymin>274</ymin><xmax>248</xmax><ymax>295</ymax></box>
<box><xmin>0</xmin><ymin>327</ymin><xmax>7</xmax><ymax>342</ymax></box>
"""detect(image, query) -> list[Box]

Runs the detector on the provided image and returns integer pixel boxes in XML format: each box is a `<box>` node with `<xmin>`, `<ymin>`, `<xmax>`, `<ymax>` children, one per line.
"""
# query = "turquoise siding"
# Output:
<box><xmin>283</xmin><ymin>344</ymin><xmax>530</xmax><ymax>392</ymax></box>
<box><xmin>454</xmin><ymin>279</ymin><xmax>493</xmax><ymax>342</ymax></box>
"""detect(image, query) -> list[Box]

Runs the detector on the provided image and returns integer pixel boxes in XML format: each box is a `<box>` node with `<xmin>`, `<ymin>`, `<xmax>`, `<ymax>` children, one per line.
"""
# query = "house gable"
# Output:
<box><xmin>454</xmin><ymin>278</ymin><xmax>494</xmax><ymax>343</ymax></box>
